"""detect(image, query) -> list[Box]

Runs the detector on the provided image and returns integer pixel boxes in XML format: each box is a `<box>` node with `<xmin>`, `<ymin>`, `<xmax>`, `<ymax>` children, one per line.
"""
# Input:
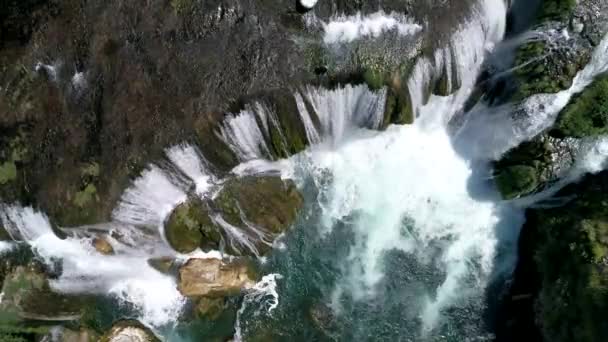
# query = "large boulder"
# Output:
<box><xmin>165</xmin><ymin>175</ymin><xmax>304</xmax><ymax>256</ymax></box>
<box><xmin>177</xmin><ymin>258</ymin><xmax>257</xmax><ymax>298</ymax></box>
<box><xmin>215</xmin><ymin>176</ymin><xmax>303</xmax><ymax>235</ymax></box>
<box><xmin>100</xmin><ymin>321</ymin><xmax>159</xmax><ymax>342</ymax></box>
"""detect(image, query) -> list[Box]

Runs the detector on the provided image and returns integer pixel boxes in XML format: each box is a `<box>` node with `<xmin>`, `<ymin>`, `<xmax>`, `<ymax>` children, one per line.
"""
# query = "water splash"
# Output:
<box><xmin>234</xmin><ymin>274</ymin><xmax>283</xmax><ymax>342</ymax></box>
<box><xmin>322</xmin><ymin>11</ymin><xmax>422</xmax><ymax>44</ymax></box>
<box><xmin>166</xmin><ymin>144</ymin><xmax>215</xmax><ymax>197</ymax></box>
<box><xmin>296</xmin><ymin>84</ymin><xmax>387</xmax><ymax>146</ymax></box>
<box><xmin>112</xmin><ymin>165</ymin><xmax>187</xmax><ymax>228</ymax></box>
<box><xmin>0</xmin><ymin>205</ymin><xmax>186</xmax><ymax>327</ymax></box>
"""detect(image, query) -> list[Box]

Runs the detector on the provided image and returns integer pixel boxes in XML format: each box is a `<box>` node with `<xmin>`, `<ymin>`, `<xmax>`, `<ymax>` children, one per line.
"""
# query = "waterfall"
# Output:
<box><xmin>0</xmin><ymin>205</ymin><xmax>185</xmax><ymax>327</ymax></box>
<box><xmin>296</xmin><ymin>84</ymin><xmax>387</xmax><ymax>146</ymax></box>
<box><xmin>322</xmin><ymin>11</ymin><xmax>422</xmax><ymax>44</ymax></box>
<box><xmin>455</xmin><ymin>33</ymin><xmax>608</xmax><ymax>160</ymax></box>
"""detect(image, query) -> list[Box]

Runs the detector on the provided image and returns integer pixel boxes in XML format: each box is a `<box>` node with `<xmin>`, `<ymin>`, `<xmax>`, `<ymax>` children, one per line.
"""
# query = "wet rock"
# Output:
<box><xmin>93</xmin><ymin>237</ymin><xmax>114</xmax><ymax>255</ymax></box>
<box><xmin>165</xmin><ymin>198</ymin><xmax>220</xmax><ymax>254</ymax></box>
<box><xmin>100</xmin><ymin>320</ymin><xmax>159</xmax><ymax>342</ymax></box>
<box><xmin>216</xmin><ymin>176</ymin><xmax>304</xmax><ymax>235</ymax></box>
<box><xmin>147</xmin><ymin>257</ymin><xmax>176</xmax><ymax>275</ymax></box>
<box><xmin>177</xmin><ymin>258</ymin><xmax>257</xmax><ymax>298</ymax></box>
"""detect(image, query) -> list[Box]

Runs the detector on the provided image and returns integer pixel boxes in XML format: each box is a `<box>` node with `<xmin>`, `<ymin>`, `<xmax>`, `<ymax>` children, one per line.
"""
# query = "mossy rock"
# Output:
<box><xmin>165</xmin><ymin>199</ymin><xmax>221</xmax><ymax>254</ymax></box>
<box><xmin>512</xmin><ymin>40</ymin><xmax>589</xmax><ymax>101</ymax></box>
<box><xmin>495</xmin><ymin>165</ymin><xmax>539</xmax><ymax>200</ymax></box>
<box><xmin>0</xmin><ymin>265</ymin><xmax>86</xmax><ymax>321</ymax></box>
<box><xmin>195</xmin><ymin>297</ymin><xmax>226</xmax><ymax>320</ymax></box>
<box><xmin>551</xmin><ymin>76</ymin><xmax>608</xmax><ymax>138</ymax></box>
<box><xmin>215</xmin><ymin>176</ymin><xmax>304</xmax><ymax>235</ymax></box>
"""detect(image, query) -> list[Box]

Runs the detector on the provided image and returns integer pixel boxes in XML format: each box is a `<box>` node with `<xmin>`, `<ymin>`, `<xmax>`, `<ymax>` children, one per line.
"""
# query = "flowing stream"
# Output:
<box><xmin>2</xmin><ymin>0</ymin><xmax>608</xmax><ymax>341</ymax></box>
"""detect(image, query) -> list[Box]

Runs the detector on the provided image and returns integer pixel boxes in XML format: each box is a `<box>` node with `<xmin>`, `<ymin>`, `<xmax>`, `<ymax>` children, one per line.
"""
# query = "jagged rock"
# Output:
<box><xmin>309</xmin><ymin>302</ymin><xmax>339</xmax><ymax>339</ymax></box>
<box><xmin>100</xmin><ymin>321</ymin><xmax>159</xmax><ymax>342</ymax></box>
<box><xmin>93</xmin><ymin>237</ymin><xmax>114</xmax><ymax>255</ymax></box>
<box><xmin>177</xmin><ymin>258</ymin><xmax>257</xmax><ymax>297</ymax></box>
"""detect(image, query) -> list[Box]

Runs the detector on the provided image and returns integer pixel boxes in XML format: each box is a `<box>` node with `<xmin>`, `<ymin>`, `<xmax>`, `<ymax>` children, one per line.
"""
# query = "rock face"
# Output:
<box><xmin>177</xmin><ymin>258</ymin><xmax>257</xmax><ymax>298</ymax></box>
<box><xmin>165</xmin><ymin>198</ymin><xmax>220</xmax><ymax>254</ymax></box>
<box><xmin>100</xmin><ymin>321</ymin><xmax>159</xmax><ymax>342</ymax></box>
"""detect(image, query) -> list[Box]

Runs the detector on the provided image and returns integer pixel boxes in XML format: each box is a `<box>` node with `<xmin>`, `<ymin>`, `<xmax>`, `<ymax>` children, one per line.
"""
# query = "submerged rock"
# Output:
<box><xmin>100</xmin><ymin>321</ymin><xmax>159</xmax><ymax>342</ymax></box>
<box><xmin>195</xmin><ymin>297</ymin><xmax>226</xmax><ymax>320</ymax></box>
<box><xmin>177</xmin><ymin>258</ymin><xmax>257</xmax><ymax>297</ymax></box>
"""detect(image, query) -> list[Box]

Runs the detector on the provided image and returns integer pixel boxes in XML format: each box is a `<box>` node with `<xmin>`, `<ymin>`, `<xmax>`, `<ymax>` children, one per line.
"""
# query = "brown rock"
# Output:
<box><xmin>93</xmin><ymin>237</ymin><xmax>114</xmax><ymax>255</ymax></box>
<box><xmin>178</xmin><ymin>258</ymin><xmax>257</xmax><ymax>297</ymax></box>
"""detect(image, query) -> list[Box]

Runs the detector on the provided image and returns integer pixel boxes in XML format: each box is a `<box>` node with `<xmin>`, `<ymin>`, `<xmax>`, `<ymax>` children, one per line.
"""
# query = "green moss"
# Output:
<box><xmin>363</xmin><ymin>68</ymin><xmax>386</xmax><ymax>91</ymax></box>
<box><xmin>527</xmin><ymin>172</ymin><xmax>608</xmax><ymax>342</ymax></box>
<box><xmin>0</xmin><ymin>161</ymin><xmax>17</xmax><ymax>185</ymax></box>
<box><xmin>538</xmin><ymin>0</ymin><xmax>576</xmax><ymax>22</ymax></box>
<box><xmin>216</xmin><ymin>176</ymin><xmax>303</xmax><ymax>235</ymax></box>
<box><xmin>171</xmin><ymin>0</ymin><xmax>193</xmax><ymax>14</ymax></box>
<box><xmin>552</xmin><ymin>76</ymin><xmax>608</xmax><ymax>138</ymax></box>
<box><xmin>165</xmin><ymin>200</ymin><xmax>220</xmax><ymax>253</ymax></box>
<box><xmin>81</xmin><ymin>162</ymin><xmax>100</xmax><ymax>178</ymax></box>
<box><xmin>73</xmin><ymin>184</ymin><xmax>98</xmax><ymax>207</ymax></box>
<box><xmin>495</xmin><ymin>165</ymin><xmax>539</xmax><ymax>199</ymax></box>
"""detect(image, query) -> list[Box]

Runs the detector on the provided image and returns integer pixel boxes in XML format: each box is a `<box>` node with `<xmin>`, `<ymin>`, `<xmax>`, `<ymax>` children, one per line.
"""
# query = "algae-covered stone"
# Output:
<box><xmin>216</xmin><ymin>176</ymin><xmax>303</xmax><ymax>235</ymax></box>
<box><xmin>177</xmin><ymin>258</ymin><xmax>257</xmax><ymax>298</ymax></box>
<box><xmin>100</xmin><ymin>320</ymin><xmax>160</xmax><ymax>342</ymax></box>
<box><xmin>495</xmin><ymin>165</ymin><xmax>539</xmax><ymax>200</ymax></box>
<box><xmin>165</xmin><ymin>198</ymin><xmax>220</xmax><ymax>254</ymax></box>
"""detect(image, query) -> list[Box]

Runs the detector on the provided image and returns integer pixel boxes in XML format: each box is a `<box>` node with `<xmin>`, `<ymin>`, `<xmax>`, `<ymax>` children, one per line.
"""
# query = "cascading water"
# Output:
<box><xmin>3</xmin><ymin>0</ymin><xmax>608</xmax><ymax>340</ymax></box>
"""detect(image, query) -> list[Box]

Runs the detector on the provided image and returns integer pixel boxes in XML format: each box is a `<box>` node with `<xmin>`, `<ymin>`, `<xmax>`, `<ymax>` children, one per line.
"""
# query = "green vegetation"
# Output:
<box><xmin>0</xmin><ymin>161</ymin><xmax>17</xmax><ymax>185</ymax></box>
<box><xmin>528</xmin><ymin>172</ymin><xmax>608</xmax><ymax>342</ymax></box>
<box><xmin>552</xmin><ymin>76</ymin><xmax>608</xmax><ymax>138</ymax></box>
<box><xmin>171</xmin><ymin>0</ymin><xmax>193</xmax><ymax>15</ymax></box>
<box><xmin>538</xmin><ymin>0</ymin><xmax>577</xmax><ymax>22</ymax></box>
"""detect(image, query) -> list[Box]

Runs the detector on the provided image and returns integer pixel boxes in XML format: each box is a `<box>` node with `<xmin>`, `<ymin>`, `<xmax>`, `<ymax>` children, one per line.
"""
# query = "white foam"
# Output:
<box><xmin>299</xmin><ymin>0</ymin><xmax>318</xmax><ymax>9</ymax></box>
<box><xmin>234</xmin><ymin>274</ymin><xmax>283</xmax><ymax>342</ymax></box>
<box><xmin>219</xmin><ymin>105</ymin><xmax>273</xmax><ymax>162</ymax></box>
<box><xmin>456</xmin><ymin>33</ymin><xmax>608</xmax><ymax>160</ymax></box>
<box><xmin>166</xmin><ymin>144</ymin><xmax>214</xmax><ymax>197</ymax></box>
<box><xmin>112</xmin><ymin>165</ymin><xmax>187</xmax><ymax>227</ymax></box>
<box><xmin>297</xmin><ymin>84</ymin><xmax>386</xmax><ymax>146</ymax></box>
<box><xmin>323</xmin><ymin>11</ymin><xmax>422</xmax><ymax>44</ymax></box>
<box><xmin>0</xmin><ymin>205</ymin><xmax>185</xmax><ymax>327</ymax></box>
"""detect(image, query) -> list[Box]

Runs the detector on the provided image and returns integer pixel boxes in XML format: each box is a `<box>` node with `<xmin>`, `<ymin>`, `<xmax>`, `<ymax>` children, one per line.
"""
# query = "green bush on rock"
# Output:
<box><xmin>552</xmin><ymin>76</ymin><xmax>608</xmax><ymax>138</ymax></box>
